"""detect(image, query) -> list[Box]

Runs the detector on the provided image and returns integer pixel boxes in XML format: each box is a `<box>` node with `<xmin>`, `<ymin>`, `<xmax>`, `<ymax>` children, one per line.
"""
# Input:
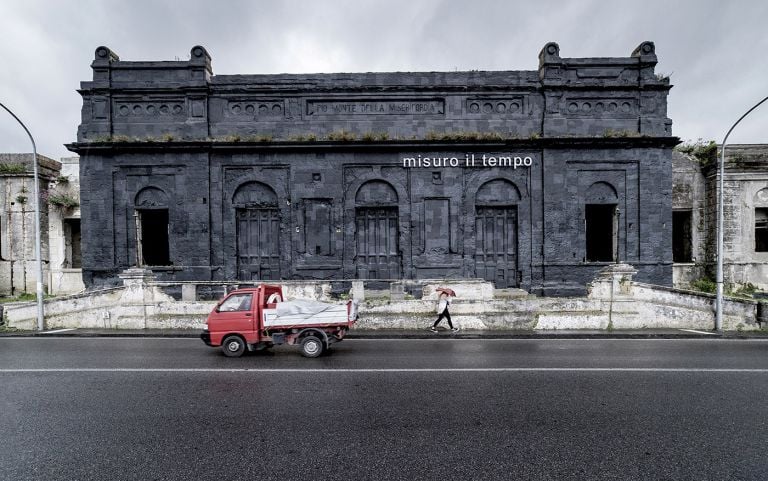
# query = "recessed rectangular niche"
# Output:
<box><xmin>304</xmin><ymin>199</ymin><xmax>332</xmax><ymax>256</ymax></box>
<box><xmin>190</xmin><ymin>99</ymin><xmax>205</xmax><ymax>118</ymax></box>
<box><xmin>92</xmin><ymin>98</ymin><xmax>108</xmax><ymax>119</ymax></box>
<box><xmin>424</xmin><ymin>198</ymin><xmax>450</xmax><ymax>252</ymax></box>
<box><xmin>312</xmin><ymin>173</ymin><xmax>322</xmax><ymax>182</ymax></box>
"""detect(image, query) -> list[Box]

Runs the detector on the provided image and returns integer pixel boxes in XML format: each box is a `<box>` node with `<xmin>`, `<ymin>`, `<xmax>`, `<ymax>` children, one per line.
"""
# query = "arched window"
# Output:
<box><xmin>355</xmin><ymin>180</ymin><xmax>398</xmax><ymax>205</ymax></box>
<box><xmin>232</xmin><ymin>181</ymin><xmax>278</xmax><ymax>208</ymax></box>
<box><xmin>755</xmin><ymin>187</ymin><xmax>768</xmax><ymax>252</ymax></box>
<box><xmin>475</xmin><ymin>179</ymin><xmax>521</xmax><ymax>205</ymax></box>
<box><xmin>135</xmin><ymin>187</ymin><xmax>168</xmax><ymax>209</ymax></box>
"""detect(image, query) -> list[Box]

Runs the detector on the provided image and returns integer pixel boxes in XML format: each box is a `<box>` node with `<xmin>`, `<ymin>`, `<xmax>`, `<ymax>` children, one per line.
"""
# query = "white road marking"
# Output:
<box><xmin>1</xmin><ymin>368</ymin><xmax>768</xmax><ymax>373</ymax></box>
<box><xmin>3</xmin><ymin>337</ymin><xmax>768</xmax><ymax>342</ymax></box>
<box><xmin>39</xmin><ymin>328</ymin><xmax>77</xmax><ymax>334</ymax></box>
<box><xmin>0</xmin><ymin>336</ymin><xmax>197</xmax><ymax>340</ymax></box>
<box><xmin>0</xmin><ymin>336</ymin><xmax>768</xmax><ymax>343</ymax></box>
<box><xmin>346</xmin><ymin>338</ymin><xmax>751</xmax><ymax>341</ymax></box>
<box><xmin>678</xmin><ymin>329</ymin><xmax>719</xmax><ymax>335</ymax></box>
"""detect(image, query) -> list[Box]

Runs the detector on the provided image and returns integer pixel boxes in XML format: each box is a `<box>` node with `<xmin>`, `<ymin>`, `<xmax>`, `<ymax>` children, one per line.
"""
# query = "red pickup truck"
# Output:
<box><xmin>200</xmin><ymin>284</ymin><xmax>357</xmax><ymax>358</ymax></box>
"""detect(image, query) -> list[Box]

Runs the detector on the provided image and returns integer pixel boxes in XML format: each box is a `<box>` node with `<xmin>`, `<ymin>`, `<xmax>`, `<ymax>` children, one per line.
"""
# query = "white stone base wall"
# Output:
<box><xmin>3</xmin><ymin>265</ymin><xmax>761</xmax><ymax>331</ymax></box>
<box><xmin>48</xmin><ymin>269</ymin><xmax>86</xmax><ymax>296</ymax></box>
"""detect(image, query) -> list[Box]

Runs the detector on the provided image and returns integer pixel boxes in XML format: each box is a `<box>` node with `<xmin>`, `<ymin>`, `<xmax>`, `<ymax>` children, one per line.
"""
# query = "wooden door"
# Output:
<box><xmin>355</xmin><ymin>207</ymin><xmax>401</xmax><ymax>279</ymax></box>
<box><xmin>236</xmin><ymin>208</ymin><xmax>281</xmax><ymax>280</ymax></box>
<box><xmin>475</xmin><ymin>206</ymin><xmax>518</xmax><ymax>287</ymax></box>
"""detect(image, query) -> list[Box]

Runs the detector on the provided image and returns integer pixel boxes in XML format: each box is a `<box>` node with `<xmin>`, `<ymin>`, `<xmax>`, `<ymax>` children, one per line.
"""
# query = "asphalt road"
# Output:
<box><xmin>1</xmin><ymin>338</ymin><xmax>767</xmax><ymax>481</ymax></box>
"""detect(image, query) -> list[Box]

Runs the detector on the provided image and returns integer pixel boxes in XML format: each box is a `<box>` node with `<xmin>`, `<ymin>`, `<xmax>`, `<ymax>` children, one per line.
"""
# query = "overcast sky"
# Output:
<box><xmin>1</xmin><ymin>0</ymin><xmax>766</xmax><ymax>159</ymax></box>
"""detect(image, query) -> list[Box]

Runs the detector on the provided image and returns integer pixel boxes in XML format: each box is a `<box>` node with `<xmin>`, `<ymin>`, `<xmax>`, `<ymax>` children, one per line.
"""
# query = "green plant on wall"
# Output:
<box><xmin>0</xmin><ymin>163</ymin><xmax>27</xmax><ymax>174</ymax></box>
<box><xmin>326</xmin><ymin>130</ymin><xmax>356</xmax><ymax>141</ymax></box>
<box><xmin>690</xmin><ymin>277</ymin><xmax>716</xmax><ymax>294</ymax></box>
<box><xmin>48</xmin><ymin>194</ymin><xmax>79</xmax><ymax>209</ymax></box>
<box><xmin>675</xmin><ymin>139</ymin><xmax>717</xmax><ymax>165</ymax></box>
<box><xmin>727</xmin><ymin>282</ymin><xmax>758</xmax><ymax>300</ymax></box>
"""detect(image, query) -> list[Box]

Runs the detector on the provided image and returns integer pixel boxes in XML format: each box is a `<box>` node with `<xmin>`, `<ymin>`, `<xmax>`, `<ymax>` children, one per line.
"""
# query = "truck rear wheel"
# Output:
<box><xmin>300</xmin><ymin>336</ymin><xmax>324</xmax><ymax>358</ymax></box>
<box><xmin>221</xmin><ymin>335</ymin><xmax>246</xmax><ymax>358</ymax></box>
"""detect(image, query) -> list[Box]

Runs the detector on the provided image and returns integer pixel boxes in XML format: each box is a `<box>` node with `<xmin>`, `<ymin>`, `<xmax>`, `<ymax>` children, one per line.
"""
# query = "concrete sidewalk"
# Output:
<box><xmin>1</xmin><ymin>327</ymin><xmax>766</xmax><ymax>339</ymax></box>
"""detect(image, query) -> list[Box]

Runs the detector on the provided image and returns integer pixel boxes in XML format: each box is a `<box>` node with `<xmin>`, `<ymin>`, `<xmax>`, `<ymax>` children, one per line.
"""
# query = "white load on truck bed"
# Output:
<box><xmin>263</xmin><ymin>299</ymin><xmax>350</xmax><ymax>328</ymax></box>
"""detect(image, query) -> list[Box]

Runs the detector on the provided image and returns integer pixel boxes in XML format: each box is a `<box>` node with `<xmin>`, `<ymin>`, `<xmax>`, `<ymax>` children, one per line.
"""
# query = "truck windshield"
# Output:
<box><xmin>219</xmin><ymin>293</ymin><xmax>253</xmax><ymax>312</ymax></box>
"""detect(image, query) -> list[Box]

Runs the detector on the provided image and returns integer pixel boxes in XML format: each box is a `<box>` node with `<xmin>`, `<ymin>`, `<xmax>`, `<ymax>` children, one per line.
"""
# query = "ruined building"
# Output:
<box><xmin>673</xmin><ymin>145</ymin><xmax>768</xmax><ymax>291</ymax></box>
<box><xmin>67</xmin><ymin>42</ymin><xmax>676</xmax><ymax>296</ymax></box>
<box><xmin>0</xmin><ymin>154</ymin><xmax>83</xmax><ymax>296</ymax></box>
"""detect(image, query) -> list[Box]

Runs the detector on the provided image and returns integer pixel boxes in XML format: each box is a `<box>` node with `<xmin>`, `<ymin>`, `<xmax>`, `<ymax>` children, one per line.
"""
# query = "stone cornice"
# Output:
<box><xmin>66</xmin><ymin>136</ymin><xmax>681</xmax><ymax>155</ymax></box>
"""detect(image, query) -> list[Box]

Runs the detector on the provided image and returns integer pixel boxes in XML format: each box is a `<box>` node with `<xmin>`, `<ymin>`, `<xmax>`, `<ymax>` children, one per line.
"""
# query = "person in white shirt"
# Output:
<box><xmin>430</xmin><ymin>292</ymin><xmax>458</xmax><ymax>332</ymax></box>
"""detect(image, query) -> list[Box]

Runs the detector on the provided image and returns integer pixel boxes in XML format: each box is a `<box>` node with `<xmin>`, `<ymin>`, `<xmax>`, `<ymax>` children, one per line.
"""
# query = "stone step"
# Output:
<box><xmin>494</xmin><ymin>288</ymin><xmax>531</xmax><ymax>299</ymax></box>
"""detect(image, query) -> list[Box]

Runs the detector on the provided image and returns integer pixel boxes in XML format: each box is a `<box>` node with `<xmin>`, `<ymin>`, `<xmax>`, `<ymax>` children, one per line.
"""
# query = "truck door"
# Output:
<box><xmin>212</xmin><ymin>292</ymin><xmax>256</xmax><ymax>339</ymax></box>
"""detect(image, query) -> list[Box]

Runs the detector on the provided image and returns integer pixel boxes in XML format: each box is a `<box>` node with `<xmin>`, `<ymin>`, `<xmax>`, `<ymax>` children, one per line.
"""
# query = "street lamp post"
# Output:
<box><xmin>0</xmin><ymin>102</ymin><xmax>45</xmax><ymax>331</ymax></box>
<box><xmin>715</xmin><ymin>95</ymin><xmax>768</xmax><ymax>331</ymax></box>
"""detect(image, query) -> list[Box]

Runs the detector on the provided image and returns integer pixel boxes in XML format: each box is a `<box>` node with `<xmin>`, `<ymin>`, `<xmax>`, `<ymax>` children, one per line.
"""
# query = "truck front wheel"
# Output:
<box><xmin>300</xmin><ymin>336</ymin><xmax>324</xmax><ymax>358</ymax></box>
<box><xmin>221</xmin><ymin>335</ymin><xmax>246</xmax><ymax>358</ymax></box>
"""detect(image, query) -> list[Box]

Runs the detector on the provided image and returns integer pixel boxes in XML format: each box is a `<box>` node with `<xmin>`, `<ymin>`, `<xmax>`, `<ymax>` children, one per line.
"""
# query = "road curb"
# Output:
<box><xmin>0</xmin><ymin>331</ymin><xmax>748</xmax><ymax>339</ymax></box>
<box><xmin>347</xmin><ymin>333</ymin><xmax>724</xmax><ymax>339</ymax></box>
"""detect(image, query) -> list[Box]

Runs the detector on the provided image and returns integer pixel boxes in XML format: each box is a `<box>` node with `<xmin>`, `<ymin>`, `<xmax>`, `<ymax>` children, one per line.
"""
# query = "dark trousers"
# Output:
<box><xmin>433</xmin><ymin>308</ymin><xmax>453</xmax><ymax>329</ymax></box>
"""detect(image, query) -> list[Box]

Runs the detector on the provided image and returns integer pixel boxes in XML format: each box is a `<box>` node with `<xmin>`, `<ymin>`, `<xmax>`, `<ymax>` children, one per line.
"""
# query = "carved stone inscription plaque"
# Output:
<box><xmin>307</xmin><ymin>99</ymin><xmax>444</xmax><ymax>116</ymax></box>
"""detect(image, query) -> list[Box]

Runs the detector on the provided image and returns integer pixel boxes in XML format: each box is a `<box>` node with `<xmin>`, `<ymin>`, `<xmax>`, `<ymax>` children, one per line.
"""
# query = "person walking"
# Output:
<box><xmin>430</xmin><ymin>291</ymin><xmax>459</xmax><ymax>332</ymax></box>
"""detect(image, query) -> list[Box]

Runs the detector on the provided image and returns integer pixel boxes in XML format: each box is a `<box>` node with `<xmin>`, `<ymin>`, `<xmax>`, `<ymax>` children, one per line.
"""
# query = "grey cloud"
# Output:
<box><xmin>0</xmin><ymin>0</ymin><xmax>766</xmax><ymax>160</ymax></box>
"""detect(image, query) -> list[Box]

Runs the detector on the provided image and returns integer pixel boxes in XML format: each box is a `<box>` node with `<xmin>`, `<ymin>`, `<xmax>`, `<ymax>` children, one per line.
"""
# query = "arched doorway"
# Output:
<box><xmin>232</xmin><ymin>181</ymin><xmax>280</xmax><ymax>280</ymax></box>
<box><xmin>584</xmin><ymin>181</ymin><xmax>619</xmax><ymax>262</ymax></box>
<box><xmin>474</xmin><ymin>179</ymin><xmax>520</xmax><ymax>287</ymax></box>
<box><xmin>134</xmin><ymin>187</ymin><xmax>170</xmax><ymax>267</ymax></box>
<box><xmin>354</xmin><ymin>180</ymin><xmax>401</xmax><ymax>279</ymax></box>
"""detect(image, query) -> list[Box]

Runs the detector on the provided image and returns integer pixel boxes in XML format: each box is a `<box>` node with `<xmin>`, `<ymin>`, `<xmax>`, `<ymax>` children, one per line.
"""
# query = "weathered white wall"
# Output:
<box><xmin>6</xmin><ymin>284</ymin><xmax>211</xmax><ymax>331</ymax></box>
<box><xmin>4</xmin><ymin>266</ymin><xmax>760</xmax><ymax>331</ymax></box>
<box><xmin>0</xmin><ymin>154</ymin><xmax>61</xmax><ymax>296</ymax></box>
<box><xmin>47</xmin><ymin>156</ymin><xmax>84</xmax><ymax>295</ymax></box>
<box><xmin>672</xmin><ymin>150</ymin><xmax>708</xmax><ymax>289</ymax></box>
<box><xmin>0</xmin><ymin>154</ymin><xmax>86</xmax><ymax>296</ymax></box>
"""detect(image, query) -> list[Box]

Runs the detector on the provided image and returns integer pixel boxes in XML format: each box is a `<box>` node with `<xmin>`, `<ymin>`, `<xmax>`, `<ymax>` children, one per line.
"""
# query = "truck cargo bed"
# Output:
<box><xmin>263</xmin><ymin>299</ymin><xmax>350</xmax><ymax>328</ymax></box>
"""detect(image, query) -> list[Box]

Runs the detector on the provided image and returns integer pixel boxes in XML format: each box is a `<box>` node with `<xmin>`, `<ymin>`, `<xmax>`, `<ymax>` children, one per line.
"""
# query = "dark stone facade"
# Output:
<box><xmin>68</xmin><ymin>42</ymin><xmax>676</xmax><ymax>296</ymax></box>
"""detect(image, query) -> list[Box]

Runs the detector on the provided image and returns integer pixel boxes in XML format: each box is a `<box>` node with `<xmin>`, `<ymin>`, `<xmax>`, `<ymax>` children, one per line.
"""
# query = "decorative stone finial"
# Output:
<box><xmin>543</xmin><ymin>42</ymin><xmax>560</xmax><ymax>57</ymax></box>
<box><xmin>538</xmin><ymin>42</ymin><xmax>561</xmax><ymax>70</ymax></box>
<box><xmin>189</xmin><ymin>46</ymin><xmax>212</xmax><ymax>77</ymax></box>
<box><xmin>94</xmin><ymin>46</ymin><xmax>119</xmax><ymax>62</ymax></box>
<box><xmin>631</xmin><ymin>41</ymin><xmax>656</xmax><ymax>58</ymax></box>
<box><xmin>190</xmin><ymin>45</ymin><xmax>211</xmax><ymax>62</ymax></box>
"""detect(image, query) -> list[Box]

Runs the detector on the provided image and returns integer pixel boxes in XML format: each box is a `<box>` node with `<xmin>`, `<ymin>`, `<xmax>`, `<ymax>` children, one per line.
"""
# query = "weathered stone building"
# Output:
<box><xmin>68</xmin><ymin>42</ymin><xmax>676</xmax><ymax>296</ymax></box>
<box><xmin>0</xmin><ymin>154</ymin><xmax>58</xmax><ymax>295</ymax></box>
<box><xmin>673</xmin><ymin>145</ymin><xmax>768</xmax><ymax>290</ymax></box>
<box><xmin>0</xmin><ymin>154</ymin><xmax>83</xmax><ymax>296</ymax></box>
<box><xmin>47</xmin><ymin>156</ymin><xmax>84</xmax><ymax>295</ymax></box>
